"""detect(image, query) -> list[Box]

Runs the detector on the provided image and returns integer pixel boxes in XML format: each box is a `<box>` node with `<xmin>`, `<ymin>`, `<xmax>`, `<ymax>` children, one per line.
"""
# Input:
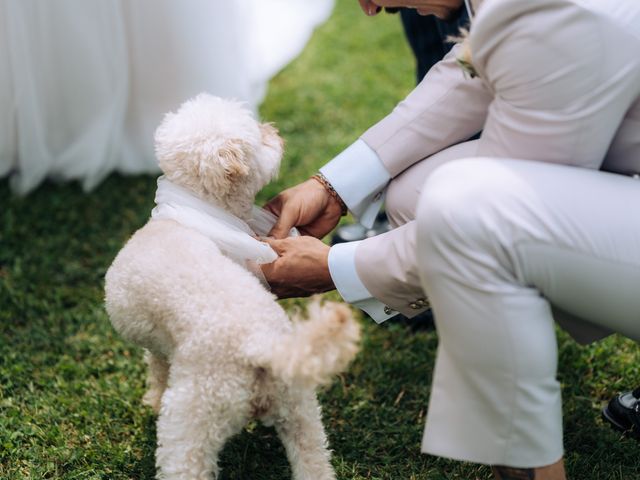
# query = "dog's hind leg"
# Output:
<box><xmin>273</xmin><ymin>387</ymin><xmax>336</xmax><ymax>480</ymax></box>
<box><xmin>142</xmin><ymin>350</ymin><xmax>170</xmax><ymax>414</ymax></box>
<box><xmin>155</xmin><ymin>359</ymin><xmax>250</xmax><ymax>480</ymax></box>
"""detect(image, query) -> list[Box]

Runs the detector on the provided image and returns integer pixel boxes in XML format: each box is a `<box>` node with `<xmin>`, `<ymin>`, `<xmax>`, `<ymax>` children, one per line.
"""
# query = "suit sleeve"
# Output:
<box><xmin>361</xmin><ymin>42</ymin><xmax>492</xmax><ymax>177</ymax></box>
<box><xmin>321</xmin><ymin>42</ymin><xmax>492</xmax><ymax>229</ymax></box>
<box><xmin>328</xmin><ymin>240</ymin><xmax>399</xmax><ymax>322</ymax></box>
<box><xmin>354</xmin><ymin>220</ymin><xmax>431</xmax><ymax>318</ymax></box>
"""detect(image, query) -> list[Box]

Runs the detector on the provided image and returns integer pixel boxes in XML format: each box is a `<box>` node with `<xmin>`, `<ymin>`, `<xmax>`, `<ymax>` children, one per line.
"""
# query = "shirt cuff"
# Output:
<box><xmin>320</xmin><ymin>139</ymin><xmax>391</xmax><ymax>229</ymax></box>
<box><xmin>328</xmin><ymin>241</ymin><xmax>397</xmax><ymax>323</ymax></box>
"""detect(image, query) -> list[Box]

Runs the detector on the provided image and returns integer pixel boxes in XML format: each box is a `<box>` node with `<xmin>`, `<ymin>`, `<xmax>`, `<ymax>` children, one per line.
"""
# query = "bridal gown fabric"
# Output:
<box><xmin>0</xmin><ymin>0</ymin><xmax>334</xmax><ymax>194</ymax></box>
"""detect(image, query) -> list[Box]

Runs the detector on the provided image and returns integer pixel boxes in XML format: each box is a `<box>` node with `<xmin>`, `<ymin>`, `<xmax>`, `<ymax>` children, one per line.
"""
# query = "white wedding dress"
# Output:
<box><xmin>0</xmin><ymin>0</ymin><xmax>333</xmax><ymax>194</ymax></box>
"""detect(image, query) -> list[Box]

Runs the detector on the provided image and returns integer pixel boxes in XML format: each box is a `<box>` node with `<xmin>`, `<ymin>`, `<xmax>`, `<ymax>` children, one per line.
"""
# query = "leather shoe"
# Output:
<box><xmin>602</xmin><ymin>387</ymin><xmax>640</xmax><ymax>441</ymax></box>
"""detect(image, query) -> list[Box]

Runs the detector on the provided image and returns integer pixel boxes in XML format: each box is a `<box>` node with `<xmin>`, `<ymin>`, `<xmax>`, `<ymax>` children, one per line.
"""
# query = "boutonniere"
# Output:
<box><xmin>452</xmin><ymin>30</ymin><xmax>478</xmax><ymax>79</ymax></box>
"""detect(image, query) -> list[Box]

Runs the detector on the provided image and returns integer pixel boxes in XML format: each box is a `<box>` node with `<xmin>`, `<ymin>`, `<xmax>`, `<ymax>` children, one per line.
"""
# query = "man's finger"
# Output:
<box><xmin>263</xmin><ymin>195</ymin><xmax>282</xmax><ymax>216</ymax></box>
<box><xmin>268</xmin><ymin>207</ymin><xmax>298</xmax><ymax>239</ymax></box>
<box><xmin>262</xmin><ymin>236</ymin><xmax>286</xmax><ymax>255</ymax></box>
<box><xmin>297</xmin><ymin>225</ymin><xmax>323</xmax><ymax>238</ymax></box>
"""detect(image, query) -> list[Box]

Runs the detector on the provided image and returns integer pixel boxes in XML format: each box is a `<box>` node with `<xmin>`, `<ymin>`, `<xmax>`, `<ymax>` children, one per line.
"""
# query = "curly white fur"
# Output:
<box><xmin>104</xmin><ymin>94</ymin><xmax>360</xmax><ymax>480</ymax></box>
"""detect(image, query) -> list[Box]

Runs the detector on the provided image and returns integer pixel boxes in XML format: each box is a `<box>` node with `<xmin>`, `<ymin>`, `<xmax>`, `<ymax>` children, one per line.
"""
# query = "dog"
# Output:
<box><xmin>104</xmin><ymin>94</ymin><xmax>360</xmax><ymax>480</ymax></box>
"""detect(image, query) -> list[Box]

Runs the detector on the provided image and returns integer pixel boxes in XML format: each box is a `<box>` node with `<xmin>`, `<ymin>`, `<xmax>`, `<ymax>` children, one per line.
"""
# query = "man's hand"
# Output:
<box><xmin>264</xmin><ymin>179</ymin><xmax>344</xmax><ymax>239</ymax></box>
<box><xmin>261</xmin><ymin>236</ymin><xmax>335</xmax><ymax>298</ymax></box>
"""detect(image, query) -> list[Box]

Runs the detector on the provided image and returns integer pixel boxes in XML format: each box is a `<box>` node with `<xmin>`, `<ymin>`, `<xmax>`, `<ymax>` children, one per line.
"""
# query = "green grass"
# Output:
<box><xmin>1</xmin><ymin>1</ymin><xmax>639</xmax><ymax>478</ymax></box>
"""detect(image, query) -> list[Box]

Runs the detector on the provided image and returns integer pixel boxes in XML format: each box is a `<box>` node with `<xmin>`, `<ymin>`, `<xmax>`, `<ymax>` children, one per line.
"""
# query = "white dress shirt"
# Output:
<box><xmin>320</xmin><ymin>139</ymin><xmax>397</xmax><ymax>322</ymax></box>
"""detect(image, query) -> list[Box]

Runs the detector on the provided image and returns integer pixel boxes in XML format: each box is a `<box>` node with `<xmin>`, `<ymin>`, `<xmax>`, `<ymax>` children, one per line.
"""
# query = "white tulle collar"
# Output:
<box><xmin>151</xmin><ymin>176</ymin><xmax>293</xmax><ymax>269</ymax></box>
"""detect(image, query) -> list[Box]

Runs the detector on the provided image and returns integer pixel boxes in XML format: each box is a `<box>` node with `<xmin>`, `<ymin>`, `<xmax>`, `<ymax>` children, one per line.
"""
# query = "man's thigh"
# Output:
<box><xmin>417</xmin><ymin>157</ymin><xmax>640</xmax><ymax>341</ymax></box>
<box><xmin>386</xmin><ymin>140</ymin><xmax>477</xmax><ymax>227</ymax></box>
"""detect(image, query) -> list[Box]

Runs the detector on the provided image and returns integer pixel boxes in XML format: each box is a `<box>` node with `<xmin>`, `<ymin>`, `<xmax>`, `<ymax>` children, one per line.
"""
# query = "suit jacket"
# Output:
<box><xmin>345</xmin><ymin>0</ymin><xmax>640</xmax><ymax>323</ymax></box>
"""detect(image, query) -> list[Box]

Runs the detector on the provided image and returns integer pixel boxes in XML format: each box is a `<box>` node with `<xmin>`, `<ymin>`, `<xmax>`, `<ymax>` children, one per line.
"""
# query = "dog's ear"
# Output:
<box><xmin>257</xmin><ymin>123</ymin><xmax>284</xmax><ymax>181</ymax></box>
<box><xmin>218</xmin><ymin>139</ymin><xmax>252</xmax><ymax>180</ymax></box>
<box><xmin>260</xmin><ymin>123</ymin><xmax>284</xmax><ymax>153</ymax></box>
<box><xmin>198</xmin><ymin>138</ymin><xmax>252</xmax><ymax>196</ymax></box>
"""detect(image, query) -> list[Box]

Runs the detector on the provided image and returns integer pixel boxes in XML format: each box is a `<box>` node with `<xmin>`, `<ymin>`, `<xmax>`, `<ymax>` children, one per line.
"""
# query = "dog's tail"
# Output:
<box><xmin>268</xmin><ymin>298</ymin><xmax>360</xmax><ymax>388</ymax></box>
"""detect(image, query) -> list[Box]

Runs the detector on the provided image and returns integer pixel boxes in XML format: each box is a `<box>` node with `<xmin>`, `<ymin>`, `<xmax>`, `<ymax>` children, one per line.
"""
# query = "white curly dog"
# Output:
<box><xmin>105</xmin><ymin>94</ymin><xmax>360</xmax><ymax>480</ymax></box>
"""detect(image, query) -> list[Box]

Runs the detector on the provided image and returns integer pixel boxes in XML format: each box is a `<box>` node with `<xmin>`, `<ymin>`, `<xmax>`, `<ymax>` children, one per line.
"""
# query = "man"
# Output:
<box><xmin>395</xmin><ymin>2</ymin><xmax>640</xmax><ymax>439</ymax></box>
<box><xmin>262</xmin><ymin>1</ymin><xmax>640</xmax><ymax>479</ymax></box>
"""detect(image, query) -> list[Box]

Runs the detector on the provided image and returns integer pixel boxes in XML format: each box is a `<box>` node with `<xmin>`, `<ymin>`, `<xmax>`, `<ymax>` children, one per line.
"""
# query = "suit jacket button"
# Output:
<box><xmin>384</xmin><ymin>306</ymin><xmax>394</xmax><ymax>315</ymax></box>
<box><xmin>416</xmin><ymin>298</ymin><xmax>428</xmax><ymax>307</ymax></box>
<box><xmin>409</xmin><ymin>303</ymin><xmax>419</xmax><ymax>309</ymax></box>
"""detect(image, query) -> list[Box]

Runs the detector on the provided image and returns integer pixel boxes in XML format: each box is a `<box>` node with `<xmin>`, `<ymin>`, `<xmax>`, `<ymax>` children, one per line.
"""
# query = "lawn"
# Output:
<box><xmin>1</xmin><ymin>1</ymin><xmax>639</xmax><ymax>479</ymax></box>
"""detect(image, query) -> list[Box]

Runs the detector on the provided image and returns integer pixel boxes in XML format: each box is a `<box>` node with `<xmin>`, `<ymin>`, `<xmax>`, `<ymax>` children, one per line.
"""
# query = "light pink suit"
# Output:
<box><xmin>325</xmin><ymin>0</ymin><xmax>640</xmax><ymax>467</ymax></box>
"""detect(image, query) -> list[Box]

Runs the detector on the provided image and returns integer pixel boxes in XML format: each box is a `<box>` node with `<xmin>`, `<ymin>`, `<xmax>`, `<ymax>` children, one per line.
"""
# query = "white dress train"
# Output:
<box><xmin>0</xmin><ymin>0</ymin><xmax>333</xmax><ymax>194</ymax></box>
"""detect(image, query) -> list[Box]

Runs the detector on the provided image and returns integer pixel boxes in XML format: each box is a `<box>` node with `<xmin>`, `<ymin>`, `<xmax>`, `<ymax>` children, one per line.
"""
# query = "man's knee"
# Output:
<box><xmin>416</xmin><ymin>158</ymin><xmax>531</xmax><ymax>275</ymax></box>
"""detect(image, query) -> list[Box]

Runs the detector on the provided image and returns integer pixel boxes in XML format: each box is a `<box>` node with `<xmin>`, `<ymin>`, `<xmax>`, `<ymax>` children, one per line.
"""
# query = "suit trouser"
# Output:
<box><xmin>385</xmin><ymin>144</ymin><xmax>640</xmax><ymax>467</ymax></box>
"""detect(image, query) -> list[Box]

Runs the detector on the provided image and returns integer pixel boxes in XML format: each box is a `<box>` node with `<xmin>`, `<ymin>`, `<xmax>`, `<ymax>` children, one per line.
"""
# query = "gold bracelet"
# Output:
<box><xmin>311</xmin><ymin>173</ymin><xmax>348</xmax><ymax>216</ymax></box>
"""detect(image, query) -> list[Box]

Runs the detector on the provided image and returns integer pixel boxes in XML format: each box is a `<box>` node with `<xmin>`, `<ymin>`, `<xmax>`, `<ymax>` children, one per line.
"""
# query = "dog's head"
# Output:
<box><xmin>154</xmin><ymin>94</ymin><xmax>284</xmax><ymax>218</ymax></box>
